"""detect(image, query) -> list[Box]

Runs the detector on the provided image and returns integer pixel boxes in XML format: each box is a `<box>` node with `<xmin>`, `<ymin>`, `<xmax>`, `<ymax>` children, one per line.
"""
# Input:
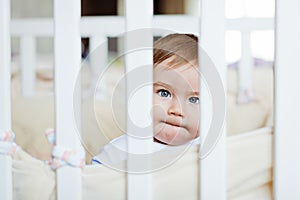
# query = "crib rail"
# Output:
<box><xmin>274</xmin><ymin>0</ymin><xmax>300</xmax><ymax>198</ymax></box>
<box><xmin>0</xmin><ymin>0</ymin><xmax>13</xmax><ymax>200</ymax></box>
<box><xmin>10</xmin><ymin>16</ymin><xmax>274</xmax><ymax>97</ymax></box>
<box><xmin>227</xmin><ymin>17</ymin><xmax>274</xmax><ymax>31</ymax></box>
<box><xmin>54</xmin><ymin>0</ymin><xmax>82</xmax><ymax>199</ymax></box>
<box><xmin>10</xmin><ymin>16</ymin><xmax>274</xmax><ymax>36</ymax></box>
<box><xmin>199</xmin><ymin>0</ymin><xmax>226</xmax><ymax>198</ymax></box>
<box><xmin>125</xmin><ymin>0</ymin><xmax>153</xmax><ymax>199</ymax></box>
<box><xmin>10</xmin><ymin>16</ymin><xmax>198</xmax><ymax>37</ymax></box>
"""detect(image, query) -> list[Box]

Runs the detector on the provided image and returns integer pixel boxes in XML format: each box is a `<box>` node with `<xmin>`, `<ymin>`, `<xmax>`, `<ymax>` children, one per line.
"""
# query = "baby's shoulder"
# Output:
<box><xmin>109</xmin><ymin>135</ymin><xmax>127</xmax><ymax>150</ymax></box>
<box><xmin>92</xmin><ymin>135</ymin><xmax>128</xmax><ymax>165</ymax></box>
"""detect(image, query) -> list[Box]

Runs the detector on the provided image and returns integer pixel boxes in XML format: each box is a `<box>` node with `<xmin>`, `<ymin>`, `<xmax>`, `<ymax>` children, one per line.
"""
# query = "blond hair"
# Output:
<box><xmin>153</xmin><ymin>34</ymin><xmax>198</xmax><ymax>68</ymax></box>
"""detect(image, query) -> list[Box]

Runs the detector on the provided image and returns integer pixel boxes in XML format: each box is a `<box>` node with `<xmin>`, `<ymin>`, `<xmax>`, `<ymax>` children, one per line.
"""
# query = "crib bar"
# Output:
<box><xmin>199</xmin><ymin>0</ymin><xmax>226</xmax><ymax>199</ymax></box>
<box><xmin>0</xmin><ymin>156</ymin><xmax>12</xmax><ymax>200</ymax></box>
<box><xmin>54</xmin><ymin>0</ymin><xmax>82</xmax><ymax>199</ymax></box>
<box><xmin>124</xmin><ymin>0</ymin><xmax>153</xmax><ymax>199</ymax></box>
<box><xmin>11</xmin><ymin>18</ymin><xmax>54</xmax><ymax>36</ymax></box>
<box><xmin>274</xmin><ymin>0</ymin><xmax>300</xmax><ymax>199</ymax></box>
<box><xmin>11</xmin><ymin>16</ymin><xmax>199</xmax><ymax>37</ymax></box>
<box><xmin>153</xmin><ymin>15</ymin><xmax>198</xmax><ymax>34</ymax></box>
<box><xmin>226</xmin><ymin>18</ymin><xmax>274</xmax><ymax>31</ymax></box>
<box><xmin>0</xmin><ymin>0</ymin><xmax>12</xmax><ymax>130</ymax></box>
<box><xmin>89</xmin><ymin>35</ymin><xmax>108</xmax><ymax>74</ymax></box>
<box><xmin>0</xmin><ymin>0</ymin><xmax>13</xmax><ymax>200</ymax></box>
<box><xmin>238</xmin><ymin>32</ymin><xmax>253</xmax><ymax>93</ymax></box>
<box><xmin>10</xmin><ymin>17</ymin><xmax>275</xmax><ymax>37</ymax></box>
<box><xmin>20</xmin><ymin>36</ymin><xmax>36</xmax><ymax>96</ymax></box>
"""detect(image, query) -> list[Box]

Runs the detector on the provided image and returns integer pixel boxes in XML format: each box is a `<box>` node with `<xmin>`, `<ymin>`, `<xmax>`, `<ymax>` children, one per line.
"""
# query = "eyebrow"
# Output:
<box><xmin>153</xmin><ymin>81</ymin><xmax>172</xmax><ymax>89</ymax></box>
<box><xmin>191</xmin><ymin>91</ymin><xmax>199</xmax><ymax>96</ymax></box>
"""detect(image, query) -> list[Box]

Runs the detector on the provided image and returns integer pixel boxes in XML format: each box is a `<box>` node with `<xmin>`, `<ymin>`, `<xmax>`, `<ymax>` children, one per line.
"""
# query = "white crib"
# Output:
<box><xmin>1</xmin><ymin>0</ymin><xmax>300</xmax><ymax>199</ymax></box>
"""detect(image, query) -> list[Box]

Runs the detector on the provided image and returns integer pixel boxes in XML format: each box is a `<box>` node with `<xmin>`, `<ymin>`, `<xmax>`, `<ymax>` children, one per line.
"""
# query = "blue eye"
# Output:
<box><xmin>158</xmin><ymin>89</ymin><xmax>171</xmax><ymax>98</ymax></box>
<box><xmin>189</xmin><ymin>97</ymin><xmax>199</xmax><ymax>104</ymax></box>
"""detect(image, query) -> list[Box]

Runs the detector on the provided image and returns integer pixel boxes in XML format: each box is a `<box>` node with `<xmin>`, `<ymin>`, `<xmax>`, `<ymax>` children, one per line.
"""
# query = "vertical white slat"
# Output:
<box><xmin>124</xmin><ymin>0</ymin><xmax>153</xmax><ymax>200</ymax></box>
<box><xmin>89</xmin><ymin>36</ymin><xmax>108</xmax><ymax>99</ymax></box>
<box><xmin>89</xmin><ymin>35</ymin><xmax>108</xmax><ymax>74</ymax></box>
<box><xmin>274</xmin><ymin>0</ymin><xmax>300</xmax><ymax>199</ymax></box>
<box><xmin>0</xmin><ymin>0</ymin><xmax>13</xmax><ymax>199</ymax></box>
<box><xmin>0</xmin><ymin>0</ymin><xmax>11</xmax><ymax>129</ymax></box>
<box><xmin>238</xmin><ymin>32</ymin><xmax>252</xmax><ymax>94</ymax></box>
<box><xmin>199</xmin><ymin>0</ymin><xmax>226</xmax><ymax>199</ymax></box>
<box><xmin>54</xmin><ymin>1</ymin><xmax>82</xmax><ymax>200</ymax></box>
<box><xmin>20</xmin><ymin>36</ymin><xmax>36</xmax><ymax>96</ymax></box>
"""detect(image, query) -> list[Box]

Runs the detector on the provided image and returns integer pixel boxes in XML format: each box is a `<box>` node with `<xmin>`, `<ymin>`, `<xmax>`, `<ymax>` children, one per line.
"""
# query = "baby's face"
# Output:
<box><xmin>153</xmin><ymin>59</ymin><xmax>200</xmax><ymax>145</ymax></box>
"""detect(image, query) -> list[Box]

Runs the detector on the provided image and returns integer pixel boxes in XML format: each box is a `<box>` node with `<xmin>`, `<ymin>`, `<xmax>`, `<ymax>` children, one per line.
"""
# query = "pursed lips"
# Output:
<box><xmin>165</xmin><ymin>121</ymin><xmax>180</xmax><ymax>127</ymax></box>
<box><xmin>163</xmin><ymin>119</ymin><xmax>185</xmax><ymax>129</ymax></box>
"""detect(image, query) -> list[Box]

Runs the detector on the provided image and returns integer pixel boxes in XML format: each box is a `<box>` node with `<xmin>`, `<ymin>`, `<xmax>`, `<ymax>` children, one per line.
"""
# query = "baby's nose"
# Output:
<box><xmin>167</xmin><ymin>99</ymin><xmax>184</xmax><ymax>117</ymax></box>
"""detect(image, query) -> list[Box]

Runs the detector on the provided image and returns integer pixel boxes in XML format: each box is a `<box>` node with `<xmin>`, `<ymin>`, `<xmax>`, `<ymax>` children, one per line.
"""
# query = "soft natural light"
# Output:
<box><xmin>225</xmin><ymin>0</ymin><xmax>275</xmax><ymax>64</ymax></box>
<box><xmin>226</xmin><ymin>0</ymin><xmax>275</xmax><ymax>18</ymax></box>
<box><xmin>251</xmin><ymin>31</ymin><xmax>274</xmax><ymax>61</ymax></box>
<box><xmin>226</xmin><ymin>0</ymin><xmax>245</xmax><ymax>19</ymax></box>
<box><xmin>225</xmin><ymin>31</ymin><xmax>241</xmax><ymax>63</ymax></box>
<box><xmin>244</xmin><ymin>0</ymin><xmax>275</xmax><ymax>18</ymax></box>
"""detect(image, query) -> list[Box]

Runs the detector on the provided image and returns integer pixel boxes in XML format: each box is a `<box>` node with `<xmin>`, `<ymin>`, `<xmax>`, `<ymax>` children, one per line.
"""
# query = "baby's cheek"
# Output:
<box><xmin>188</xmin><ymin>118</ymin><xmax>200</xmax><ymax>137</ymax></box>
<box><xmin>152</xmin><ymin>104</ymin><xmax>166</xmax><ymax>121</ymax></box>
<box><xmin>154</xmin><ymin>126</ymin><xmax>178</xmax><ymax>145</ymax></box>
<box><xmin>187</xmin><ymin>108</ymin><xmax>200</xmax><ymax>123</ymax></box>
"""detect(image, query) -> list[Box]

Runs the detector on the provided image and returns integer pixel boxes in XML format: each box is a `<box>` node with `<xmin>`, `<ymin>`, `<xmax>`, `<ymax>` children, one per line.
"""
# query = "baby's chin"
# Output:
<box><xmin>154</xmin><ymin>122</ymin><xmax>193</xmax><ymax>145</ymax></box>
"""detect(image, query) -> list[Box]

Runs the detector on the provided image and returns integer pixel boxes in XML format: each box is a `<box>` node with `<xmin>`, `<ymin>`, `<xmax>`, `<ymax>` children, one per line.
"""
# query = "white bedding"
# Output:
<box><xmin>227</xmin><ymin>67</ymin><xmax>273</xmax><ymax>135</ymax></box>
<box><xmin>227</xmin><ymin>127</ymin><xmax>273</xmax><ymax>198</ymax></box>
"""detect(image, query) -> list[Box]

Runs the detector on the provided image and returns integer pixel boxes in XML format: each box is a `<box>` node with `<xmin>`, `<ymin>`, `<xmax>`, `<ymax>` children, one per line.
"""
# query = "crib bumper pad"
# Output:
<box><xmin>44</xmin><ymin>128</ymin><xmax>85</xmax><ymax>169</ymax></box>
<box><xmin>49</xmin><ymin>146</ymin><xmax>85</xmax><ymax>169</ymax></box>
<box><xmin>0</xmin><ymin>130</ymin><xmax>19</xmax><ymax>155</ymax></box>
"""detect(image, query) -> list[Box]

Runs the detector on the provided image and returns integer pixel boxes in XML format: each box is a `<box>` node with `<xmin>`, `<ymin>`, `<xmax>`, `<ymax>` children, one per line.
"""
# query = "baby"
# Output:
<box><xmin>93</xmin><ymin>33</ymin><xmax>200</xmax><ymax>165</ymax></box>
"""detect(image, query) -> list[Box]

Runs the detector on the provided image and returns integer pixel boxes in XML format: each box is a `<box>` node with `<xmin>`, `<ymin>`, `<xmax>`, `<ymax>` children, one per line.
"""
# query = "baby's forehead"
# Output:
<box><xmin>154</xmin><ymin>55</ymin><xmax>198</xmax><ymax>69</ymax></box>
<box><xmin>154</xmin><ymin>63</ymin><xmax>200</xmax><ymax>91</ymax></box>
<box><xmin>154</xmin><ymin>62</ymin><xmax>199</xmax><ymax>75</ymax></box>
